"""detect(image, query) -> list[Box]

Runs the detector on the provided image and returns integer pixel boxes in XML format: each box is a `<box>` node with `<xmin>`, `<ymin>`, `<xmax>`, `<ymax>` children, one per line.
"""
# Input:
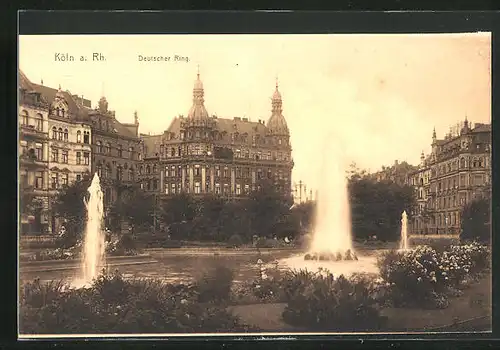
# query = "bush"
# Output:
<box><xmin>255</xmin><ymin>238</ymin><xmax>281</xmax><ymax>248</ymax></box>
<box><xmin>281</xmin><ymin>269</ymin><xmax>387</xmax><ymax>332</ymax></box>
<box><xmin>195</xmin><ymin>262</ymin><xmax>235</xmax><ymax>303</ymax></box>
<box><xmin>377</xmin><ymin>243</ymin><xmax>491</xmax><ymax>309</ymax></box>
<box><xmin>227</xmin><ymin>234</ymin><xmax>244</xmax><ymax>248</ymax></box>
<box><xmin>19</xmin><ymin>271</ymin><xmax>255</xmax><ymax>334</ymax></box>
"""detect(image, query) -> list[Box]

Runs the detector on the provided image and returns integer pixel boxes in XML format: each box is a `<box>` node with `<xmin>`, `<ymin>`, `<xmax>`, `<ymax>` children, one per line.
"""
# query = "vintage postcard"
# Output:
<box><xmin>18</xmin><ymin>30</ymin><xmax>492</xmax><ymax>338</ymax></box>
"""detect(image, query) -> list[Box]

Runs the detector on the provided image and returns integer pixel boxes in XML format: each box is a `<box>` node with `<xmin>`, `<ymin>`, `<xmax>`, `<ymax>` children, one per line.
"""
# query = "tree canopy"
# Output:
<box><xmin>460</xmin><ymin>196</ymin><xmax>491</xmax><ymax>244</ymax></box>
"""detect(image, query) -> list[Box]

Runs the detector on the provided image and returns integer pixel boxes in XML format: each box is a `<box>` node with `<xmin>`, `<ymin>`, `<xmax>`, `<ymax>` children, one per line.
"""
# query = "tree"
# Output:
<box><xmin>460</xmin><ymin>197</ymin><xmax>491</xmax><ymax>243</ymax></box>
<box><xmin>348</xmin><ymin>176</ymin><xmax>415</xmax><ymax>242</ymax></box>
<box><xmin>109</xmin><ymin>186</ymin><xmax>156</xmax><ymax>232</ymax></box>
<box><xmin>248</xmin><ymin>179</ymin><xmax>293</xmax><ymax>238</ymax></box>
<box><xmin>52</xmin><ymin>177</ymin><xmax>92</xmax><ymax>245</ymax></box>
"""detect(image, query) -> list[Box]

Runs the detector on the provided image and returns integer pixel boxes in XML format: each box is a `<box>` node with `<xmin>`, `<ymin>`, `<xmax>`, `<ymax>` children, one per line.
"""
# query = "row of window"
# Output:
<box><xmin>432</xmin><ymin>156</ymin><xmax>487</xmax><ymax>177</ymax></box>
<box><xmin>96</xmin><ymin>141</ymin><xmax>136</xmax><ymax>159</ymax></box>
<box><xmin>141</xmin><ymin>164</ymin><xmax>288</xmax><ymax>179</ymax></box>
<box><xmin>176</xmin><ymin>129</ymin><xmax>287</xmax><ymax>146</ymax></box>
<box><xmin>50</xmin><ymin>172</ymin><xmax>69</xmax><ymax>189</ymax></box>
<box><xmin>20</xmin><ymin>142</ymin><xmax>43</xmax><ymax>161</ymax></box>
<box><xmin>20</xmin><ymin>111</ymin><xmax>44</xmax><ymax>131</ymax></box>
<box><xmin>96</xmin><ymin>164</ymin><xmax>135</xmax><ymax>182</ymax></box>
<box><xmin>50</xmin><ymin>149</ymin><xmax>90</xmax><ymax>165</ymax></box>
<box><xmin>160</xmin><ymin>144</ymin><xmax>289</xmax><ymax>162</ymax></box>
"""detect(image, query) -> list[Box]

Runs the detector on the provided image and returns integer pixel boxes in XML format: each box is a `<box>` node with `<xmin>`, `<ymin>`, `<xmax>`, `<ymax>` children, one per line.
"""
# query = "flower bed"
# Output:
<box><xmin>377</xmin><ymin>241</ymin><xmax>490</xmax><ymax>309</ymax></box>
<box><xmin>20</xmin><ymin>271</ymin><xmax>257</xmax><ymax>334</ymax></box>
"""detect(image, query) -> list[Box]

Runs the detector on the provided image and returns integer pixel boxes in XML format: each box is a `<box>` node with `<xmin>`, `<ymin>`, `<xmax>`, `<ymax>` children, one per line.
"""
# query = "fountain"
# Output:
<box><xmin>399</xmin><ymin>210</ymin><xmax>409</xmax><ymax>251</ymax></box>
<box><xmin>281</xmin><ymin>141</ymin><xmax>379</xmax><ymax>277</ymax></box>
<box><xmin>73</xmin><ymin>173</ymin><xmax>106</xmax><ymax>287</ymax></box>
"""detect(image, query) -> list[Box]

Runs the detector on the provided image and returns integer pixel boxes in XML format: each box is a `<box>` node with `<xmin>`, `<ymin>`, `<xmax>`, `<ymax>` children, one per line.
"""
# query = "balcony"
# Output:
<box><xmin>19</xmin><ymin>154</ymin><xmax>48</xmax><ymax>168</ymax></box>
<box><xmin>19</xmin><ymin>124</ymin><xmax>47</xmax><ymax>139</ymax></box>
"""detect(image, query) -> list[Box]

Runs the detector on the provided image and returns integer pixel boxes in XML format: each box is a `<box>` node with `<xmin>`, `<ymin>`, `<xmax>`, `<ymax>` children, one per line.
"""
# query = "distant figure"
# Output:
<box><xmin>284</xmin><ymin>237</ymin><xmax>290</xmax><ymax>244</ymax></box>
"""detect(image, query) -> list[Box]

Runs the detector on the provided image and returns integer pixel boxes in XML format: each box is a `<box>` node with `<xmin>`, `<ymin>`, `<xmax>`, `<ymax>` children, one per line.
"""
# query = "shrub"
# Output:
<box><xmin>377</xmin><ymin>243</ymin><xmax>491</xmax><ymax>309</ymax></box>
<box><xmin>255</xmin><ymin>238</ymin><xmax>281</xmax><ymax>248</ymax></box>
<box><xmin>19</xmin><ymin>271</ymin><xmax>254</xmax><ymax>334</ymax></box>
<box><xmin>227</xmin><ymin>234</ymin><xmax>243</xmax><ymax>248</ymax></box>
<box><xmin>195</xmin><ymin>262</ymin><xmax>235</xmax><ymax>303</ymax></box>
<box><xmin>281</xmin><ymin>269</ymin><xmax>387</xmax><ymax>332</ymax></box>
<box><xmin>377</xmin><ymin>246</ymin><xmax>451</xmax><ymax>308</ymax></box>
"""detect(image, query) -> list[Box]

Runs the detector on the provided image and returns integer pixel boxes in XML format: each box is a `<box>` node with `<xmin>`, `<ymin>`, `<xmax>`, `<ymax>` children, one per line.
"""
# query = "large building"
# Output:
<box><xmin>19</xmin><ymin>72</ymin><xmax>51</xmax><ymax>234</ymax></box>
<box><xmin>86</xmin><ymin>97</ymin><xmax>142</xmax><ymax>207</ymax></box>
<box><xmin>138</xmin><ymin>72</ymin><xmax>294</xmax><ymax>199</ymax></box>
<box><xmin>371</xmin><ymin>160</ymin><xmax>417</xmax><ymax>187</ymax></box>
<box><xmin>409</xmin><ymin>118</ymin><xmax>491</xmax><ymax>235</ymax></box>
<box><xmin>19</xmin><ymin>71</ymin><xmax>142</xmax><ymax>234</ymax></box>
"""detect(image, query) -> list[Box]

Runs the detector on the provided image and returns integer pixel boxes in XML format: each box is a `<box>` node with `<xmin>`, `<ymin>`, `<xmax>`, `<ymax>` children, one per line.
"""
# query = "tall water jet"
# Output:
<box><xmin>81</xmin><ymin>173</ymin><xmax>106</xmax><ymax>284</ymax></box>
<box><xmin>399</xmin><ymin>210</ymin><xmax>409</xmax><ymax>250</ymax></box>
<box><xmin>307</xmin><ymin>142</ymin><xmax>354</xmax><ymax>260</ymax></box>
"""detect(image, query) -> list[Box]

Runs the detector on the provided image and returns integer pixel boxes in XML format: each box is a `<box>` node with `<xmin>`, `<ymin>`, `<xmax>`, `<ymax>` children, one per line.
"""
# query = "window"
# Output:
<box><xmin>61</xmin><ymin>173</ymin><xmax>68</xmax><ymax>187</ymax></box>
<box><xmin>97</xmin><ymin>164</ymin><xmax>103</xmax><ymax>178</ymax></box>
<box><xmin>58</xmin><ymin>128</ymin><xmax>63</xmax><ymax>140</ymax></box>
<box><xmin>76</xmin><ymin>152</ymin><xmax>81</xmax><ymax>165</ymax></box>
<box><xmin>165</xmin><ymin>167</ymin><xmax>170</xmax><ymax>177</ymax></box>
<box><xmin>83</xmin><ymin>131</ymin><xmax>90</xmax><ymax>144</ymax></box>
<box><xmin>21</xmin><ymin>110</ymin><xmax>29</xmax><ymax>125</ymax></box>
<box><xmin>51</xmin><ymin>149</ymin><xmax>59</xmax><ymax>162</ymax></box>
<box><xmin>129</xmin><ymin>147</ymin><xmax>134</xmax><ymax>160</ymax></box>
<box><xmin>105</xmin><ymin>164</ymin><xmax>111</xmax><ymax>178</ymax></box>
<box><xmin>76</xmin><ymin>131</ymin><xmax>82</xmax><ymax>143</ymax></box>
<box><xmin>116</xmin><ymin>166</ymin><xmax>123</xmax><ymax>181</ymax></box>
<box><xmin>63</xmin><ymin>129</ymin><xmax>68</xmax><ymax>141</ymax></box>
<box><xmin>223</xmin><ymin>183</ymin><xmax>229</xmax><ymax>195</ymax></box>
<box><xmin>118</xmin><ymin>145</ymin><xmax>123</xmax><ymax>157</ymax></box>
<box><xmin>51</xmin><ymin>173</ymin><xmax>58</xmax><ymax>189</ymax></box>
<box><xmin>171</xmin><ymin>166</ymin><xmax>175</xmax><ymax>177</ymax></box>
<box><xmin>195</xmin><ymin>166</ymin><xmax>200</xmax><ymax>176</ymax></box>
<box><xmin>83</xmin><ymin>152</ymin><xmax>90</xmax><ymax>165</ymax></box>
<box><xmin>35</xmin><ymin>171</ymin><xmax>43</xmax><ymax>189</ymax></box>
<box><xmin>52</xmin><ymin>127</ymin><xmax>57</xmax><ymax>139</ymax></box>
<box><xmin>76</xmin><ymin>174</ymin><xmax>81</xmax><ymax>182</ymax></box>
<box><xmin>171</xmin><ymin>183</ymin><xmax>176</xmax><ymax>194</ymax></box>
<box><xmin>195</xmin><ymin>182</ymin><xmax>201</xmax><ymax>194</ymax></box>
<box><xmin>153</xmin><ymin>165</ymin><xmax>157</xmax><ymax>173</ymax></box>
<box><xmin>236</xmin><ymin>184</ymin><xmax>241</xmax><ymax>195</ymax></box>
<box><xmin>244</xmin><ymin>184</ymin><xmax>250</xmax><ymax>194</ymax></box>
<box><xmin>146</xmin><ymin>180</ymin><xmax>151</xmax><ymax>191</ymax></box>
<box><xmin>62</xmin><ymin>150</ymin><xmax>68</xmax><ymax>164</ymax></box>
<box><xmin>106</xmin><ymin>142</ymin><xmax>111</xmax><ymax>154</ymax></box>
<box><xmin>216</xmin><ymin>166</ymin><xmax>221</xmax><ymax>177</ymax></box>
<box><xmin>215</xmin><ymin>183</ymin><xmax>221</xmax><ymax>194</ymax></box>
<box><xmin>128</xmin><ymin>168</ymin><xmax>134</xmax><ymax>181</ymax></box>
<box><xmin>171</xmin><ymin>147</ymin><xmax>175</xmax><ymax>157</ymax></box>
<box><xmin>236</xmin><ymin>167</ymin><xmax>241</xmax><ymax>178</ymax></box>
<box><xmin>35</xmin><ymin>146</ymin><xmax>42</xmax><ymax>160</ymax></box>
<box><xmin>165</xmin><ymin>186</ymin><xmax>169</xmax><ymax>195</ymax></box>
<box><xmin>97</xmin><ymin>141</ymin><xmax>103</xmax><ymax>153</ymax></box>
<box><xmin>35</xmin><ymin>114</ymin><xmax>43</xmax><ymax>131</ymax></box>
<box><xmin>146</xmin><ymin>165</ymin><xmax>151</xmax><ymax>174</ymax></box>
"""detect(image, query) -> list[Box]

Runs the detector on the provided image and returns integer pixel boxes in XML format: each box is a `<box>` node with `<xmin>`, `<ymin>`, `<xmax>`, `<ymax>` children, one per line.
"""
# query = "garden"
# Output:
<box><xmin>19</xmin><ymin>240</ymin><xmax>491</xmax><ymax>334</ymax></box>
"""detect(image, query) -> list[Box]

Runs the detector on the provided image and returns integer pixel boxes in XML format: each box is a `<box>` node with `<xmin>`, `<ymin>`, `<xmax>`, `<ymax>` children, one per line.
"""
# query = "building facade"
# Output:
<box><xmin>409</xmin><ymin>119</ymin><xmax>491</xmax><ymax>235</ymax></box>
<box><xmin>87</xmin><ymin>97</ymin><xmax>142</xmax><ymax>207</ymax></box>
<box><xmin>371</xmin><ymin>160</ymin><xmax>417</xmax><ymax>187</ymax></box>
<box><xmin>138</xmin><ymin>72</ymin><xmax>294</xmax><ymax>199</ymax></box>
<box><xmin>19</xmin><ymin>71</ymin><xmax>143</xmax><ymax>234</ymax></box>
<box><xmin>19</xmin><ymin>72</ymin><xmax>51</xmax><ymax>234</ymax></box>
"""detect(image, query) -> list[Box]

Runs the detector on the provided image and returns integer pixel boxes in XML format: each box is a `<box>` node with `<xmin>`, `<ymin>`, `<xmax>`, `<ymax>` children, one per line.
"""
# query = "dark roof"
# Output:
<box><xmin>163</xmin><ymin>116</ymin><xmax>270</xmax><ymax>146</ymax></box>
<box><xmin>19</xmin><ymin>70</ymin><xmax>36</xmax><ymax>91</ymax></box>
<box><xmin>140</xmin><ymin>133</ymin><xmax>163</xmax><ymax>157</ymax></box>
<box><xmin>471</xmin><ymin>123</ymin><xmax>491</xmax><ymax>133</ymax></box>
<box><xmin>31</xmin><ymin>83</ymin><xmax>82</xmax><ymax>117</ymax></box>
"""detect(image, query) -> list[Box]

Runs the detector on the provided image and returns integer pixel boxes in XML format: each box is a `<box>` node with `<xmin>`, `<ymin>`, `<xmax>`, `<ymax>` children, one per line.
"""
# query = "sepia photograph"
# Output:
<box><xmin>18</xmin><ymin>32</ymin><xmax>492</xmax><ymax>337</ymax></box>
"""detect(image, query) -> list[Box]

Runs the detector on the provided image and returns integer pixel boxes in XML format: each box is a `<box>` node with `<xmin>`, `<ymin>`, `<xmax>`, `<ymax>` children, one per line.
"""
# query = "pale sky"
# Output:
<box><xmin>19</xmin><ymin>34</ymin><xmax>491</xmax><ymax>193</ymax></box>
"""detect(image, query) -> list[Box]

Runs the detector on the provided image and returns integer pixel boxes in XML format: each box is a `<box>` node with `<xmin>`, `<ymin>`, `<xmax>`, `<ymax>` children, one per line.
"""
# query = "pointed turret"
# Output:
<box><xmin>432</xmin><ymin>127</ymin><xmax>437</xmax><ymax>144</ymax></box>
<box><xmin>267</xmin><ymin>77</ymin><xmax>289</xmax><ymax>136</ymax></box>
<box><xmin>187</xmin><ymin>67</ymin><xmax>209</xmax><ymax>120</ymax></box>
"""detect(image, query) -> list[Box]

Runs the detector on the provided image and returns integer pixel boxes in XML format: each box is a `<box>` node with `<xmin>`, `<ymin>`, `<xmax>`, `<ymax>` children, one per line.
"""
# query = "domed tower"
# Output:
<box><xmin>266</xmin><ymin>78</ymin><xmax>293</xmax><ymax>197</ymax></box>
<box><xmin>181</xmin><ymin>68</ymin><xmax>216</xmax><ymax>141</ymax></box>
<box><xmin>266</xmin><ymin>78</ymin><xmax>290</xmax><ymax>144</ymax></box>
